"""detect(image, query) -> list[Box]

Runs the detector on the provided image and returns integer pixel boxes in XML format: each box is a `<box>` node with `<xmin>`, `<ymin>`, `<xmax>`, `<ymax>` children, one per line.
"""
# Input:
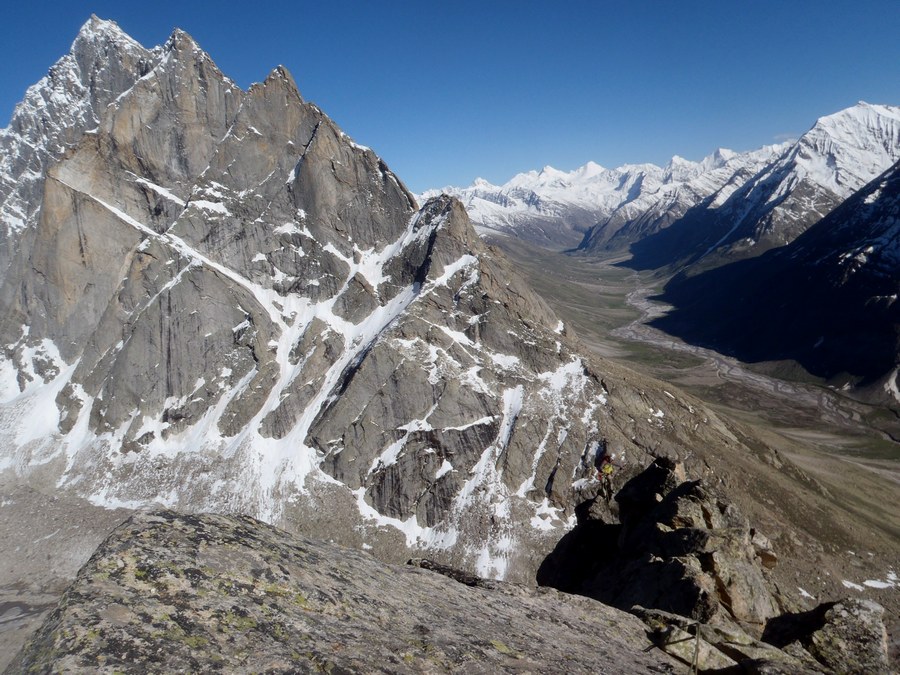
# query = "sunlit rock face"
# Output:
<box><xmin>0</xmin><ymin>17</ymin><xmax>749</xmax><ymax>581</ymax></box>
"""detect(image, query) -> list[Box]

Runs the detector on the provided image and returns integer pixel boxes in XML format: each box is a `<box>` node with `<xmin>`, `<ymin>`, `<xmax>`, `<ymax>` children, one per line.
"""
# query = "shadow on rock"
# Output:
<box><xmin>538</xmin><ymin>456</ymin><xmax>779</xmax><ymax>628</ymax></box>
<box><xmin>537</xmin><ymin>457</ymin><xmax>893</xmax><ymax>674</ymax></box>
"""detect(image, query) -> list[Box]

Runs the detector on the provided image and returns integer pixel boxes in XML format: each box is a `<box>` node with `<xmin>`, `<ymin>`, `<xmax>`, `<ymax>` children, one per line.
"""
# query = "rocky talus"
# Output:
<box><xmin>7</xmin><ymin>510</ymin><xmax>682</xmax><ymax>674</ymax></box>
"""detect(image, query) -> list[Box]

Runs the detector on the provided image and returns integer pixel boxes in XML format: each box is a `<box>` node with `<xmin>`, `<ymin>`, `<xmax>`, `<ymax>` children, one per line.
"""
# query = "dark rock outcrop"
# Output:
<box><xmin>540</xmin><ymin>458</ymin><xmax>781</xmax><ymax>629</ymax></box>
<box><xmin>763</xmin><ymin>599</ymin><xmax>892</xmax><ymax>675</ymax></box>
<box><xmin>539</xmin><ymin>458</ymin><xmax>893</xmax><ymax>673</ymax></box>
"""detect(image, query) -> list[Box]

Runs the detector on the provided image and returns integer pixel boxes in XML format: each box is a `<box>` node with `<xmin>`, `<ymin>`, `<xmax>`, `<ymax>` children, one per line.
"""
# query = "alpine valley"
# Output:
<box><xmin>2</xmin><ymin>17</ymin><xmax>898</xmax><ymax>674</ymax></box>
<box><xmin>442</xmin><ymin>101</ymin><xmax>900</xmax><ymax>402</ymax></box>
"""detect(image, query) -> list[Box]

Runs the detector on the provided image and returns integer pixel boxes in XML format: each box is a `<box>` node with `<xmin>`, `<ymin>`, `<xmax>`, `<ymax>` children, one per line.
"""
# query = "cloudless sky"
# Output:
<box><xmin>1</xmin><ymin>1</ymin><xmax>898</xmax><ymax>192</ymax></box>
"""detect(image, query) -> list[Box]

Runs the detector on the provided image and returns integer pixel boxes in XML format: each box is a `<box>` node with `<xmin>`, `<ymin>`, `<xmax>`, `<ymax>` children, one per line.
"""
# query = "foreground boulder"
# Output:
<box><xmin>8</xmin><ymin>510</ymin><xmax>681</xmax><ymax>673</ymax></box>
<box><xmin>762</xmin><ymin>598</ymin><xmax>892</xmax><ymax>675</ymax></box>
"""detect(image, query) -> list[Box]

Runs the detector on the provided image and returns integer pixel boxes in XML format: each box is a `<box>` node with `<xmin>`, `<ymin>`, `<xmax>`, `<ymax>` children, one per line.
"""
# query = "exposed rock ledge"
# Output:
<box><xmin>9</xmin><ymin>464</ymin><xmax>892</xmax><ymax>673</ymax></box>
<box><xmin>8</xmin><ymin>510</ymin><xmax>680</xmax><ymax>674</ymax></box>
<box><xmin>538</xmin><ymin>457</ymin><xmax>892</xmax><ymax>674</ymax></box>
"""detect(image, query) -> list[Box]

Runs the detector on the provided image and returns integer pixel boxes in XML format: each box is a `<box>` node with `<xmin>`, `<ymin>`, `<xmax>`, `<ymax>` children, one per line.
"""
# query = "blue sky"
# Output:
<box><xmin>1</xmin><ymin>1</ymin><xmax>898</xmax><ymax>192</ymax></box>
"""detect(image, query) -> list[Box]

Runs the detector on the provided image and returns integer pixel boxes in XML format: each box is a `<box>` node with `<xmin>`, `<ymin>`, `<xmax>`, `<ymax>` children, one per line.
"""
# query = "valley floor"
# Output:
<box><xmin>496</xmin><ymin>237</ymin><xmax>899</xmax><ymax>475</ymax></box>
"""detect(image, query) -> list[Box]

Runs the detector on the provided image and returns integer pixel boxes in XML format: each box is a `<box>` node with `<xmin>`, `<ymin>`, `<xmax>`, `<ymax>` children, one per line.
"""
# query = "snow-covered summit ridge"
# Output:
<box><xmin>791</xmin><ymin>102</ymin><xmax>900</xmax><ymax>197</ymax></box>
<box><xmin>685</xmin><ymin>101</ymin><xmax>900</xmax><ymax>257</ymax></box>
<box><xmin>427</xmin><ymin>144</ymin><xmax>792</xmax><ymax>249</ymax></box>
<box><xmin>426</xmin><ymin>146</ymin><xmax>767</xmax><ymax>208</ymax></box>
<box><xmin>436</xmin><ymin>101</ymin><xmax>898</xmax><ymax>253</ymax></box>
<box><xmin>71</xmin><ymin>14</ymin><xmax>145</xmax><ymax>53</ymax></box>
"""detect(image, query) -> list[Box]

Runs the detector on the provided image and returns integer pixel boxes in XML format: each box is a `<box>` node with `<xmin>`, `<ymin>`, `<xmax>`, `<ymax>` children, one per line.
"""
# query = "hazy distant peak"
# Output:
<box><xmin>703</xmin><ymin>147</ymin><xmax>737</xmax><ymax>167</ymax></box>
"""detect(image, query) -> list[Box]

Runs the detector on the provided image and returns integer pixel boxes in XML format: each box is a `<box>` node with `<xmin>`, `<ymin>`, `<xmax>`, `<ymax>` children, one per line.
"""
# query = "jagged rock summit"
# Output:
<box><xmin>0</xmin><ymin>18</ymin><xmax>750</xmax><ymax>581</ymax></box>
<box><xmin>0</xmin><ymin>15</ymin><xmax>156</xmax><ymax>283</ymax></box>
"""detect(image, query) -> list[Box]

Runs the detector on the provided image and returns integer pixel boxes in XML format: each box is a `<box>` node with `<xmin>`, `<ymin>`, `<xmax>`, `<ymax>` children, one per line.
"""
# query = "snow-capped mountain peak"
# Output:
<box><xmin>686</xmin><ymin>101</ymin><xmax>900</xmax><ymax>257</ymax></box>
<box><xmin>574</xmin><ymin>160</ymin><xmax>606</xmax><ymax>178</ymax></box>
<box><xmin>0</xmin><ymin>15</ymin><xmax>157</xmax><ymax>284</ymax></box>
<box><xmin>72</xmin><ymin>14</ymin><xmax>143</xmax><ymax>52</ymax></box>
<box><xmin>437</xmin><ymin>138</ymin><xmax>800</xmax><ymax>250</ymax></box>
<box><xmin>606</xmin><ymin>102</ymin><xmax>900</xmax><ymax>268</ymax></box>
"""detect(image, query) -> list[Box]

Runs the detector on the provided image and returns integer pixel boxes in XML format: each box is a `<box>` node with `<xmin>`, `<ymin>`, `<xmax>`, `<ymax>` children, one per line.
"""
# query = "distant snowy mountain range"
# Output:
<box><xmin>421</xmin><ymin>152</ymin><xmax>779</xmax><ymax>249</ymax></box>
<box><xmin>428</xmin><ymin>102</ymin><xmax>900</xmax><ymax>260</ymax></box>
<box><xmin>625</xmin><ymin>102</ymin><xmax>900</xmax><ymax>270</ymax></box>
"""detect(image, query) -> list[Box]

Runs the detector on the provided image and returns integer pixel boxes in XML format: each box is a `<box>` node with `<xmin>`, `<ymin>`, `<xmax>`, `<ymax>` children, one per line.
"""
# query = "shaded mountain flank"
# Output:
<box><xmin>651</xmin><ymin>159</ymin><xmax>900</xmax><ymax>402</ymax></box>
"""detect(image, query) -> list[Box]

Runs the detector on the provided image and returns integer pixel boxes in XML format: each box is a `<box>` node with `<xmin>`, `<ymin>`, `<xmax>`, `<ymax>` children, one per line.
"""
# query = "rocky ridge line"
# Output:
<box><xmin>539</xmin><ymin>458</ymin><xmax>892</xmax><ymax>674</ymax></box>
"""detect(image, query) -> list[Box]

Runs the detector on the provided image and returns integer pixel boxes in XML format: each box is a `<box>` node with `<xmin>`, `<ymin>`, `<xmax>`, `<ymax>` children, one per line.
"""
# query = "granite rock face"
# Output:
<box><xmin>762</xmin><ymin>598</ymin><xmax>892</xmax><ymax>675</ymax></box>
<box><xmin>8</xmin><ymin>510</ymin><xmax>681</xmax><ymax>674</ymax></box>
<box><xmin>12</xmin><ymin>510</ymin><xmax>890</xmax><ymax>674</ymax></box>
<box><xmin>0</xmin><ymin>18</ymin><xmax>753</xmax><ymax>581</ymax></box>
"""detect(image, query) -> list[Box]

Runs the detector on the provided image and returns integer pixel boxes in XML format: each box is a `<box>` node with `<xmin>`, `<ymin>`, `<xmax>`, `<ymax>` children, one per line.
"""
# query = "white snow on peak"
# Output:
<box><xmin>697</xmin><ymin>102</ymin><xmax>900</xmax><ymax>254</ymax></box>
<box><xmin>72</xmin><ymin>15</ymin><xmax>144</xmax><ymax>54</ymax></box>
<box><xmin>791</xmin><ymin>102</ymin><xmax>900</xmax><ymax>198</ymax></box>
<box><xmin>574</xmin><ymin>160</ymin><xmax>606</xmax><ymax>178</ymax></box>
